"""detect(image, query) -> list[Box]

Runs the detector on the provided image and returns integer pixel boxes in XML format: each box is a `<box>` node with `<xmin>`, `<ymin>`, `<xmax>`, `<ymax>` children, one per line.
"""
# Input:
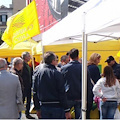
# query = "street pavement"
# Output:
<box><xmin>21</xmin><ymin>113</ymin><xmax>38</xmax><ymax>119</ymax></box>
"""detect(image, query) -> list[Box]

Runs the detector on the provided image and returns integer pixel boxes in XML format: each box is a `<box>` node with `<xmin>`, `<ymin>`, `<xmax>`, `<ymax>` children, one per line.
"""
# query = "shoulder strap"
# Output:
<box><xmin>91</xmin><ymin>79</ymin><xmax>95</xmax><ymax>86</ymax></box>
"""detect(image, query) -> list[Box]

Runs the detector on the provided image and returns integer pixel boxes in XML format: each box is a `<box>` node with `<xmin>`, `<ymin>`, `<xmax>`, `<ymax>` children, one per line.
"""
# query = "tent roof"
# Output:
<box><xmin>0</xmin><ymin>39</ymin><xmax>37</xmax><ymax>50</ymax></box>
<box><xmin>33</xmin><ymin>0</ymin><xmax>120</xmax><ymax>45</ymax></box>
<box><xmin>0</xmin><ymin>39</ymin><xmax>38</xmax><ymax>57</ymax></box>
<box><xmin>33</xmin><ymin>39</ymin><xmax>120</xmax><ymax>55</ymax></box>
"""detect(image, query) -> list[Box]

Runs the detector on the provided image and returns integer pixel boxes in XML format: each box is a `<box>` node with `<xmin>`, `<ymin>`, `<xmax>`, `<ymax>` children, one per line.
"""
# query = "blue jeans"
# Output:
<box><xmin>101</xmin><ymin>101</ymin><xmax>117</xmax><ymax>119</ymax></box>
<box><xmin>41</xmin><ymin>106</ymin><xmax>65</xmax><ymax>119</ymax></box>
<box><xmin>18</xmin><ymin>112</ymin><xmax>21</xmax><ymax>119</ymax></box>
<box><xmin>99</xmin><ymin>101</ymin><xmax>102</xmax><ymax>120</ymax></box>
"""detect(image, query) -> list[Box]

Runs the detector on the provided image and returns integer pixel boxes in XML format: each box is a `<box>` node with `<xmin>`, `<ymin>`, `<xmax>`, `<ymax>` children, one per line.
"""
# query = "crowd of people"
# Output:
<box><xmin>0</xmin><ymin>48</ymin><xmax>120</xmax><ymax>119</ymax></box>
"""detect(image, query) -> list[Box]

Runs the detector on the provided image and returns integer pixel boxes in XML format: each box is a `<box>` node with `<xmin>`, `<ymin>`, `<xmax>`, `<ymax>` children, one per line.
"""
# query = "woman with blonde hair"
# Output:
<box><xmin>88</xmin><ymin>53</ymin><xmax>101</xmax><ymax>65</ymax></box>
<box><xmin>93</xmin><ymin>66</ymin><xmax>120</xmax><ymax>119</ymax></box>
<box><xmin>87</xmin><ymin>53</ymin><xmax>101</xmax><ymax>118</ymax></box>
<box><xmin>88</xmin><ymin>53</ymin><xmax>101</xmax><ymax>84</ymax></box>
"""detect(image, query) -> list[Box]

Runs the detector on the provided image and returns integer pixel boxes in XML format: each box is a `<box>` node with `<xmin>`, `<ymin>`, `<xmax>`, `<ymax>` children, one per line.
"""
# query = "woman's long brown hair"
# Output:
<box><xmin>103</xmin><ymin>66</ymin><xmax>116</xmax><ymax>87</ymax></box>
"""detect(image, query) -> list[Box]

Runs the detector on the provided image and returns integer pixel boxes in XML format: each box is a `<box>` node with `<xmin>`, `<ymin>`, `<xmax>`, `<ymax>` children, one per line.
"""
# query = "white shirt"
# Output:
<box><xmin>93</xmin><ymin>77</ymin><xmax>120</xmax><ymax>102</ymax></box>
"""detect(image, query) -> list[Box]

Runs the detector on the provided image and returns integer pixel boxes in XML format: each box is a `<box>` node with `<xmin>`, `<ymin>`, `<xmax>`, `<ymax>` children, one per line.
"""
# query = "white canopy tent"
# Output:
<box><xmin>33</xmin><ymin>0</ymin><xmax>120</xmax><ymax>45</ymax></box>
<box><xmin>33</xmin><ymin>0</ymin><xmax>120</xmax><ymax>119</ymax></box>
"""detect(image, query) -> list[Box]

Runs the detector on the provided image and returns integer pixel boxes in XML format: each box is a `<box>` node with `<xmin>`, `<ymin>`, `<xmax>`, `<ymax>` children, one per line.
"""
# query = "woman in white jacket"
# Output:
<box><xmin>93</xmin><ymin>66</ymin><xmax>120</xmax><ymax>119</ymax></box>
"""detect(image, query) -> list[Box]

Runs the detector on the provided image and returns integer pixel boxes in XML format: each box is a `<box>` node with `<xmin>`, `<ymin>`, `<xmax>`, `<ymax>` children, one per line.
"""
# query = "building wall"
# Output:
<box><xmin>0</xmin><ymin>0</ymin><xmax>27</xmax><ymax>33</ymax></box>
<box><xmin>12</xmin><ymin>0</ymin><xmax>26</xmax><ymax>14</ymax></box>
<box><xmin>0</xmin><ymin>7</ymin><xmax>12</xmax><ymax>33</ymax></box>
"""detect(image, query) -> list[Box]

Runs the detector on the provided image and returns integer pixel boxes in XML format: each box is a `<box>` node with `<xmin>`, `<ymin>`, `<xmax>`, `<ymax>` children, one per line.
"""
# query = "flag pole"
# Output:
<box><xmin>26</xmin><ymin>0</ymin><xmax>35</xmax><ymax>113</ymax></box>
<box><xmin>30</xmin><ymin>39</ymin><xmax>35</xmax><ymax>70</ymax></box>
<box><xmin>26</xmin><ymin>0</ymin><xmax>30</xmax><ymax>6</ymax></box>
<box><xmin>25</xmin><ymin>0</ymin><xmax>35</xmax><ymax>70</ymax></box>
<box><xmin>41</xmin><ymin>38</ymin><xmax>44</xmax><ymax>63</ymax></box>
<box><xmin>29</xmin><ymin>39</ymin><xmax>35</xmax><ymax>113</ymax></box>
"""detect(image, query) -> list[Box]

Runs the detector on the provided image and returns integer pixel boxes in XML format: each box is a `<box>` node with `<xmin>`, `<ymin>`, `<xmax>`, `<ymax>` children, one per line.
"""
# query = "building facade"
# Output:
<box><xmin>0</xmin><ymin>5</ymin><xmax>12</xmax><ymax>33</ymax></box>
<box><xmin>12</xmin><ymin>0</ymin><xmax>26</xmax><ymax>14</ymax></box>
<box><xmin>0</xmin><ymin>0</ymin><xmax>26</xmax><ymax>33</ymax></box>
<box><xmin>0</xmin><ymin>0</ymin><xmax>89</xmax><ymax>34</ymax></box>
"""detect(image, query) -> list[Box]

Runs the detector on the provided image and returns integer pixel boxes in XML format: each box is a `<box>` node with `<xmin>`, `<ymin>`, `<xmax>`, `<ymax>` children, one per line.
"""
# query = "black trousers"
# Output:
<box><xmin>23</xmin><ymin>88</ymin><xmax>31</xmax><ymax>115</ymax></box>
<box><xmin>86</xmin><ymin>102</ymin><xmax>93</xmax><ymax>119</ymax></box>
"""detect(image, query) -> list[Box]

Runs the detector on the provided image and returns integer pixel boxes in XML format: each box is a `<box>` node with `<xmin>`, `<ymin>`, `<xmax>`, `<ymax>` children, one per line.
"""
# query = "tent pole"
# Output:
<box><xmin>82</xmin><ymin>33</ymin><xmax>87</xmax><ymax>119</ymax></box>
<box><xmin>82</xmin><ymin>11</ymin><xmax>87</xmax><ymax>119</ymax></box>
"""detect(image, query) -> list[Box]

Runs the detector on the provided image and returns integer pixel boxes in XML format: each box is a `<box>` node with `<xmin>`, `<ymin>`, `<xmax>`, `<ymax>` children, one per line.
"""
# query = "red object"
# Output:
<box><xmin>35</xmin><ymin>0</ymin><xmax>58</xmax><ymax>33</ymax></box>
<box><xmin>94</xmin><ymin>97</ymin><xmax>100</xmax><ymax>110</ymax></box>
<box><xmin>29</xmin><ymin>61</ymin><xmax>39</xmax><ymax>68</ymax></box>
<box><xmin>26</xmin><ymin>0</ymin><xmax>30</xmax><ymax>5</ymax></box>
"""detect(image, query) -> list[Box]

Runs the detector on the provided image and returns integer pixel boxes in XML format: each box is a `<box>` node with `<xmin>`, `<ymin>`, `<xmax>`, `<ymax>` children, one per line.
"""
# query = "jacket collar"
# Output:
<box><xmin>112</xmin><ymin>62</ymin><xmax>118</xmax><ymax>68</ymax></box>
<box><xmin>24</xmin><ymin>61</ymin><xmax>28</xmax><ymax>65</ymax></box>
<box><xmin>44</xmin><ymin>64</ymin><xmax>56</xmax><ymax>69</ymax></box>
<box><xmin>69</xmin><ymin>60</ymin><xmax>80</xmax><ymax>64</ymax></box>
<box><xmin>14</xmin><ymin>68</ymin><xmax>21</xmax><ymax>73</ymax></box>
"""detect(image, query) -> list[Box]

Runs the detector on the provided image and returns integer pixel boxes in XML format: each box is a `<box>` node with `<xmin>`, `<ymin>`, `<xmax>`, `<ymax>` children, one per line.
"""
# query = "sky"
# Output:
<box><xmin>0</xmin><ymin>0</ymin><xmax>12</xmax><ymax>7</ymax></box>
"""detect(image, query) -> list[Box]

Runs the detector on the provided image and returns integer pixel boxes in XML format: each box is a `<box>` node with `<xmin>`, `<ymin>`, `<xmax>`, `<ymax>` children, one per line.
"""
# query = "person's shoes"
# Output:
<box><xmin>26</xmin><ymin>114</ymin><xmax>35</xmax><ymax>119</ymax></box>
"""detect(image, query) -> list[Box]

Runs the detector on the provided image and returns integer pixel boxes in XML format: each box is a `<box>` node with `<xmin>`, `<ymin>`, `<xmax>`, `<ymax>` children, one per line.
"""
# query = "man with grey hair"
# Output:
<box><xmin>0</xmin><ymin>58</ymin><xmax>23</xmax><ymax>119</ymax></box>
<box><xmin>11</xmin><ymin>57</ymin><xmax>24</xmax><ymax>92</ymax></box>
<box><xmin>21</xmin><ymin>52</ymin><xmax>35</xmax><ymax>119</ymax></box>
<box><xmin>57</xmin><ymin>55</ymin><xmax>69</xmax><ymax>68</ymax></box>
<box><xmin>33</xmin><ymin>52</ymin><xmax>71</xmax><ymax>119</ymax></box>
<box><xmin>0</xmin><ymin>58</ymin><xmax>7</xmax><ymax>68</ymax></box>
<box><xmin>10</xmin><ymin>57</ymin><xmax>24</xmax><ymax>119</ymax></box>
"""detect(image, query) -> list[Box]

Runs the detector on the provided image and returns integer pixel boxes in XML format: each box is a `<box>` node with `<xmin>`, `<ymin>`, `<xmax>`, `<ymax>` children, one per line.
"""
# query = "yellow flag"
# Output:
<box><xmin>2</xmin><ymin>0</ymin><xmax>40</xmax><ymax>48</ymax></box>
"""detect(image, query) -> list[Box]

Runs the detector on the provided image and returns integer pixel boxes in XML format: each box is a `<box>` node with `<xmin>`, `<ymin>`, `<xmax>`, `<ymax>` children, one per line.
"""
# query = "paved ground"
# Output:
<box><xmin>21</xmin><ymin>113</ymin><xmax>38</xmax><ymax>119</ymax></box>
<box><xmin>21</xmin><ymin>100</ymin><xmax>38</xmax><ymax>119</ymax></box>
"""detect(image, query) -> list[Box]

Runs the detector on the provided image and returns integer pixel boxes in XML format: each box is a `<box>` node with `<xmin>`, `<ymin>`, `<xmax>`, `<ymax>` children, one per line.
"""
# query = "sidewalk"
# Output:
<box><xmin>21</xmin><ymin>113</ymin><xmax>38</xmax><ymax>119</ymax></box>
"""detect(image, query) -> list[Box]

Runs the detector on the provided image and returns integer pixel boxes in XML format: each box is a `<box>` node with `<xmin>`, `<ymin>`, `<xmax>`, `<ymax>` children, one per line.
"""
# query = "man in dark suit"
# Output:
<box><xmin>33</xmin><ymin>52</ymin><xmax>71</xmax><ymax>119</ymax></box>
<box><xmin>21</xmin><ymin>52</ymin><xmax>35</xmax><ymax>119</ymax></box>
<box><xmin>61</xmin><ymin>48</ymin><xmax>93</xmax><ymax>119</ymax></box>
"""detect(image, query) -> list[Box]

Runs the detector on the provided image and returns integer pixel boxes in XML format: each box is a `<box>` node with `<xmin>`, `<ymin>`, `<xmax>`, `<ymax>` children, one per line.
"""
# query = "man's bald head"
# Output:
<box><xmin>0</xmin><ymin>58</ymin><xmax>7</xmax><ymax>69</ymax></box>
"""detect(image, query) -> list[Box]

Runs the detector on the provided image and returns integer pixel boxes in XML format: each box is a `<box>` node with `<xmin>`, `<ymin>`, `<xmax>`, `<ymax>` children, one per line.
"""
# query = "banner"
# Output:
<box><xmin>2</xmin><ymin>0</ymin><xmax>40</xmax><ymax>48</ymax></box>
<box><xmin>36</xmin><ymin>0</ymin><xmax>68</xmax><ymax>33</ymax></box>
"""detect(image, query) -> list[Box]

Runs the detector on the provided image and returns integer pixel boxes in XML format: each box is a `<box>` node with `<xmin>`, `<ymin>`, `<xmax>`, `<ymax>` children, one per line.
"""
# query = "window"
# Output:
<box><xmin>2</xmin><ymin>15</ymin><xmax>7</xmax><ymax>22</ymax></box>
<box><xmin>0</xmin><ymin>15</ymin><xmax>2</xmax><ymax>22</ymax></box>
<box><xmin>2</xmin><ymin>15</ymin><xmax>6</xmax><ymax>22</ymax></box>
<box><xmin>0</xmin><ymin>15</ymin><xmax>8</xmax><ymax>22</ymax></box>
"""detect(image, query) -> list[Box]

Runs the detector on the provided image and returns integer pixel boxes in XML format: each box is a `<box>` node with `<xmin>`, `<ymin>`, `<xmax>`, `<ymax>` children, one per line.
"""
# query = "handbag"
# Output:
<box><xmin>114</xmin><ymin>108</ymin><xmax>120</xmax><ymax>119</ymax></box>
<box><xmin>91</xmin><ymin>79</ymin><xmax>100</xmax><ymax>110</ymax></box>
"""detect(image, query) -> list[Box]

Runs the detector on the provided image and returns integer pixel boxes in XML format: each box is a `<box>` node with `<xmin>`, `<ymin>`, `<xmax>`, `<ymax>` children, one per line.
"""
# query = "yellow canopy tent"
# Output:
<box><xmin>32</xmin><ymin>41</ymin><xmax>42</xmax><ymax>63</ymax></box>
<box><xmin>35</xmin><ymin>39</ymin><xmax>120</xmax><ymax>72</ymax></box>
<box><xmin>32</xmin><ymin>41</ymin><xmax>42</xmax><ymax>55</ymax></box>
<box><xmin>0</xmin><ymin>39</ymin><xmax>40</xmax><ymax>62</ymax></box>
<box><xmin>35</xmin><ymin>40</ymin><xmax>120</xmax><ymax>118</ymax></box>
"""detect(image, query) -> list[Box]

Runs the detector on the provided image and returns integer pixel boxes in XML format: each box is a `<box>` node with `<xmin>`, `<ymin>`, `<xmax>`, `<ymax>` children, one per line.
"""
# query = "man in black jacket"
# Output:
<box><xmin>105</xmin><ymin>56</ymin><xmax>120</xmax><ymax>80</ymax></box>
<box><xmin>61</xmin><ymin>48</ymin><xmax>93</xmax><ymax>119</ymax></box>
<box><xmin>33</xmin><ymin>52</ymin><xmax>71</xmax><ymax>119</ymax></box>
<box><xmin>21</xmin><ymin>52</ymin><xmax>35</xmax><ymax>119</ymax></box>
